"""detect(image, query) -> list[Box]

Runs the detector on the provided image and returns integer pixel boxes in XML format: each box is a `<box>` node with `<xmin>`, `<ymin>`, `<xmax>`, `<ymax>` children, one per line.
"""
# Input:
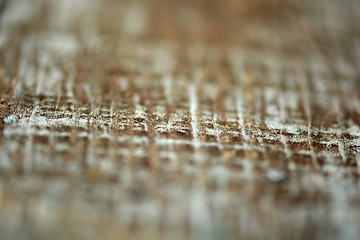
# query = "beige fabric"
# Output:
<box><xmin>0</xmin><ymin>0</ymin><xmax>360</xmax><ymax>239</ymax></box>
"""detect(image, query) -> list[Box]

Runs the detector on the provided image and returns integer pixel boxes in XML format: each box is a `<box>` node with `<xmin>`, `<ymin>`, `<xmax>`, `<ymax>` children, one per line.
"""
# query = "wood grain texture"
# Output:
<box><xmin>0</xmin><ymin>0</ymin><xmax>360</xmax><ymax>239</ymax></box>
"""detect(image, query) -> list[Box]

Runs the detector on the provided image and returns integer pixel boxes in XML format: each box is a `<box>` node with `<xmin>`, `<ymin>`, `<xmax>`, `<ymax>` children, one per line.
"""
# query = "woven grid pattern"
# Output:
<box><xmin>1</xmin><ymin>0</ymin><xmax>360</xmax><ymax>239</ymax></box>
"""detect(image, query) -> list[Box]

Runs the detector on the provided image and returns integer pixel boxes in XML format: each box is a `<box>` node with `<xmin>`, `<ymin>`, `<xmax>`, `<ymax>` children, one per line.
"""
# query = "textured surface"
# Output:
<box><xmin>1</xmin><ymin>0</ymin><xmax>360</xmax><ymax>239</ymax></box>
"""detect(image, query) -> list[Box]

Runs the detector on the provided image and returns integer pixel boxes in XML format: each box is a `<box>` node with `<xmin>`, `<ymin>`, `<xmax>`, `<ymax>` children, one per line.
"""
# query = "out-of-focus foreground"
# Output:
<box><xmin>0</xmin><ymin>0</ymin><xmax>360</xmax><ymax>239</ymax></box>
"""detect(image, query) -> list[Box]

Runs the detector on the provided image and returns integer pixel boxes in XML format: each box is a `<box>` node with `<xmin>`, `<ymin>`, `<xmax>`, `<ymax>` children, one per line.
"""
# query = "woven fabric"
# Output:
<box><xmin>0</xmin><ymin>0</ymin><xmax>360</xmax><ymax>239</ymax></box>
